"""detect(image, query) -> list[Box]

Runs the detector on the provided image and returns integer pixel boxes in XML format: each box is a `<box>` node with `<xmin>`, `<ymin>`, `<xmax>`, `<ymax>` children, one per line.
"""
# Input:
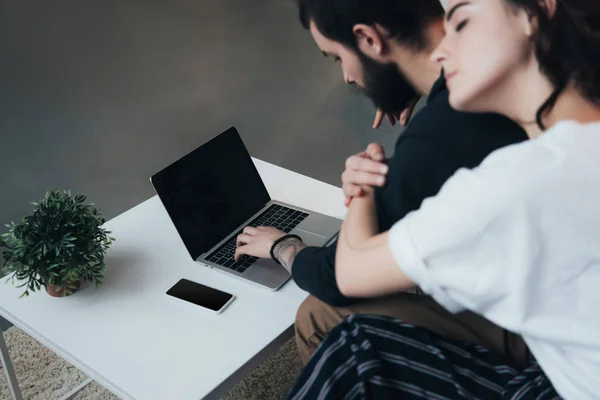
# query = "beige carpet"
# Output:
<box><xmin>0</xmin><ymin>327</ymin><xmax>303</xmax><ymax>400</ymax></box>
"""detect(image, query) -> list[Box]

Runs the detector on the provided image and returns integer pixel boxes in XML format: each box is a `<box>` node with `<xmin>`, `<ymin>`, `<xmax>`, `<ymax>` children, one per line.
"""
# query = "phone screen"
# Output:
<box><xmin>166</xmin><ymin>279</ymin><xmax>233</xmax><ymax>311</ymax></box>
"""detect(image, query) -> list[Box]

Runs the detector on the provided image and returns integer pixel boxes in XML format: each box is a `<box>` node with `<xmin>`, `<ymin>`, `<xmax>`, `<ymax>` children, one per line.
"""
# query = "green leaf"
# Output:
<box><xmin>2</xmin><ymin>190</ymin><xmax>112</xmax><ymax>298</ymax></box>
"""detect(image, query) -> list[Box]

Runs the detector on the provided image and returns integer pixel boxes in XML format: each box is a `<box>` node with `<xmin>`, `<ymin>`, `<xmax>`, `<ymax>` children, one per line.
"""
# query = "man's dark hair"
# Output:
<box><xmin>297</xmin><ymin>0</ymin><xmax>444</xmax><ymax>51</ymax></box>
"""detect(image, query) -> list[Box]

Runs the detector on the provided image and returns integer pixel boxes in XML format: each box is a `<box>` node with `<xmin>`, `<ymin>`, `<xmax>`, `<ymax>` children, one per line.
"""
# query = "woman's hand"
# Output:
<box><xmin>342</xmin><ymin>143</ymin><xmax>388</xmax><ymax>207</ymax></box>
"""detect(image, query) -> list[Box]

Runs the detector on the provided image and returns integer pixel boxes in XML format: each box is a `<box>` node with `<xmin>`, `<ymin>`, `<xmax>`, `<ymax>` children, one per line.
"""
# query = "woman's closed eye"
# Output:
<box><xmin>456</xmin><ymin>19</ymin><xmax>469</xmax><ymax>32</ymax></box>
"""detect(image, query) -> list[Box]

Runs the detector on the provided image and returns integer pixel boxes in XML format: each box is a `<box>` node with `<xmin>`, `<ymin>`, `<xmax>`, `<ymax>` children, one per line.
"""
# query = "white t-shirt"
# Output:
<box><xmin>389</xmin><ymin>121</ymin><xmax>600</xmax><ymax>399</ymax></box>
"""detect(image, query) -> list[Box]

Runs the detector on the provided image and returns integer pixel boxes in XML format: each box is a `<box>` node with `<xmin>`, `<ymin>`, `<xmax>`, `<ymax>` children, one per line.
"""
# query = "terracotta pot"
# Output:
<box><xmin>46</xmin><ymin>279</ymin><xmax>82</xmax><ymax>298</ymax></box>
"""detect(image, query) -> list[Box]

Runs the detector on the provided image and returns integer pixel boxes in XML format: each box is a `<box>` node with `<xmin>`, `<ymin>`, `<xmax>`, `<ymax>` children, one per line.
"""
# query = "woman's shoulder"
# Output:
<box><xmin>542</xmin><ymin>120</ymin><xmax>600</xmax><ymax>141</ymax></box>
<box><xmin>466</xmin><ymin>120</ymin><xmax>600</xmax><ymax>197</ymax></box>
<box><xmin>480</xmin><ymin>120</ymin><xmax>600</xmax><ymax>166</ymax></box>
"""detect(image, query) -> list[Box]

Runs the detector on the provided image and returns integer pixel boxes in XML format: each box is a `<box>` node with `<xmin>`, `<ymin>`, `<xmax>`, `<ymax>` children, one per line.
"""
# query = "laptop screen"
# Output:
<box><xmin>151</xmin><ymin>127</ymin><xmax>271</xmax><ymax>260</ymax></box>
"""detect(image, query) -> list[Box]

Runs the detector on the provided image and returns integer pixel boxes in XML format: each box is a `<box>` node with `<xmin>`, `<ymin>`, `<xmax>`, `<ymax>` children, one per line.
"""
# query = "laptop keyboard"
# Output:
<box><xmin>205</xmin><ymin>204</ymin><xmax>309</xmax><ymax>273</ymax></box>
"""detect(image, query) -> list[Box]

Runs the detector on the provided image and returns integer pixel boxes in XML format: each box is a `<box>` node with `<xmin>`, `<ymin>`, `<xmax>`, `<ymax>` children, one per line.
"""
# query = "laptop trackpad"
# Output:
<box><xmin>291</xmin><ymin>229</ymin><xmax>327</xmax><ymax>247</ymax></box>
<box><xmin>295</xmin><ymin>214</ymin><xmax>340</xmax><ymax>243</ymax></box>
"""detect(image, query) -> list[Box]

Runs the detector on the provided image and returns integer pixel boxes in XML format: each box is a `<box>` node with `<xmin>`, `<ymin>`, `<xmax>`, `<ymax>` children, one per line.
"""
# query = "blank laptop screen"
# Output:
<box><xmin>151</xmin><ymin>127</ymin><xmax>271</xmax><ymax>260</ymax></box>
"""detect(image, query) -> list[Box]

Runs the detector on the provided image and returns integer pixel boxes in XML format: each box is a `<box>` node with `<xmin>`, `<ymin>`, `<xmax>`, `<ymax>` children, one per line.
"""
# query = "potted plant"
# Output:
<box><xmin>0</xmin><ymin>190</ymin><xmax>115</xmax><ymax>298</ymax></box>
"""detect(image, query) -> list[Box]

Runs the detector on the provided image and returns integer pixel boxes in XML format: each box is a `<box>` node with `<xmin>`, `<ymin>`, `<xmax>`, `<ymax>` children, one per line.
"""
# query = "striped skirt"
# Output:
<box><xmin>287</xmin><ymin>315</ymin><xmax>561</xmax><ymax>400</ymax></box>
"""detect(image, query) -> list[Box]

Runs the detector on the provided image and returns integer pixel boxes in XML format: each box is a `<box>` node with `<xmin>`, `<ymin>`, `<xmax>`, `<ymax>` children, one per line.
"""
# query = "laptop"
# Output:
<box><xmin>151</xmin><ymin>127</ymin><xmax>341</xmax><ymax>290</ymax></box>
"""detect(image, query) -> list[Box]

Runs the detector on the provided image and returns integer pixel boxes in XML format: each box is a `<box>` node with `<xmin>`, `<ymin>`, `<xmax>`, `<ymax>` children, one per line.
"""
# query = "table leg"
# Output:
<box><xmin>60</xmin><ymin>377</ymin><xmax>93</xmax><ymax>400</ymax></box>
<box><xmin>0</xmin><ymin>329</ymin><xmax>23</xmax><ymax>400</ymax></box>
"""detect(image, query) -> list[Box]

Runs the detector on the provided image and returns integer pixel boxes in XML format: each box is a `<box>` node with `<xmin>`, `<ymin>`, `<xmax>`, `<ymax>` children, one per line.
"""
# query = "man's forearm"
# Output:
<box><xmin>290</xmin><ymin>240</ymin><xmax>354</xmax><ymax>306</ymax></box>
<box><xmin>273</xmin><ymin>238</ymin><xmax>307</xmax><ymax>273</ymax></box>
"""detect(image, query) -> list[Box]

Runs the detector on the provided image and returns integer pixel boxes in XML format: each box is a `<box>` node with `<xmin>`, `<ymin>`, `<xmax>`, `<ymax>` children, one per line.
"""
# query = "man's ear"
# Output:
<box><xmin>352</xmin><ymin>24</ymin><xmax>384</xmax><ymax>59</ymax></box>
<box><xmin>543</xmin><ymin>0</ymin><xmax>557</xmax><ymax>18</ymax></box>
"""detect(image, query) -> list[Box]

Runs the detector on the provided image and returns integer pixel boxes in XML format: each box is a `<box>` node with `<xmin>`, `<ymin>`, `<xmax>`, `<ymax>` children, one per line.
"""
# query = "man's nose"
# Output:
<box><xmin>431</xmin><ymin>39</ymin><xmax>449</xmax><ymax>65</ymax></box>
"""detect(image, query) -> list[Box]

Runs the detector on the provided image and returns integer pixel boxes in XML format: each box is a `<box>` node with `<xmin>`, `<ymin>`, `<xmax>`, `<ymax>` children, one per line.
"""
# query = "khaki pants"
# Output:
<box><xmin>295</xmin><ymin>293</ymin><xmax>529</xmax><ymax>367</ymax></box>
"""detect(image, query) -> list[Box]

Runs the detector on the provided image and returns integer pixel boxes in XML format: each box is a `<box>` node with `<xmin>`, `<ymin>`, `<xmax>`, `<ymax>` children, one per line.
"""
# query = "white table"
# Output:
<box><xmin>0</xmin><ymin>159</ymin><xmax>345</xmax><ymax>400</ymax></box>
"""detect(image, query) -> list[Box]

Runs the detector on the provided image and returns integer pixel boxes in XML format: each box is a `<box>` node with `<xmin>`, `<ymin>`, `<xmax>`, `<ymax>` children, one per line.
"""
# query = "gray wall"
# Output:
<box><xmin>0</xmin><ymin>1</ymin><xmax>409</xmax><ymax>329</ymax></box>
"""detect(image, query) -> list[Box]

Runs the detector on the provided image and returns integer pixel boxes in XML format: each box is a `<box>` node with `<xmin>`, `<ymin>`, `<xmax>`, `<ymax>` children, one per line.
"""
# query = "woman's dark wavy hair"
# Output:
<box><xmin>510</xmin><ymin>0</ymin><xmax>600</xmax><ymax>129</ymax></box>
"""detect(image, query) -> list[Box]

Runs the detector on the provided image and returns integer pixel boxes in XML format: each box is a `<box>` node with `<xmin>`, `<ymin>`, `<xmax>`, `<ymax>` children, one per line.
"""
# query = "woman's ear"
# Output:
<box><xmin>523</xmin><ymin>0</ymin><xmax>555</xmax><ymax>37</ymax></box>
<box><xmin>352</xmin><ymin>24</ymin><xmax>384</xmax><ymax>57</ymax></box>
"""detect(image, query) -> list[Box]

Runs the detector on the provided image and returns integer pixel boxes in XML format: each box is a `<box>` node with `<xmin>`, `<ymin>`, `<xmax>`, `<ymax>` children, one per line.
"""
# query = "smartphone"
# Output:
<box><xmin>166</xmin><ymin>279</ymin><xmax>235</xmax><ymax>314</ymax></box>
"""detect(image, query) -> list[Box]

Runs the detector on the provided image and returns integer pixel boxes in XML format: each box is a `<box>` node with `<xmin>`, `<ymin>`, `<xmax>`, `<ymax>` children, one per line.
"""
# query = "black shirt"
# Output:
<box><xmin>291</xmin><ymin>76</ymin><xmax>527</xmax><ymax>307</ymax></box>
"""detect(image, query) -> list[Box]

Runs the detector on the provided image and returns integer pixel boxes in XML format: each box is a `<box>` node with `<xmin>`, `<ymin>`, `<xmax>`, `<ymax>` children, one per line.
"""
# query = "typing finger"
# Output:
<box><xmin>234</xmin><ymin>246</ymin><xmax>246</xmax><ymax>261</ymax></box>
<box><xmin>243</xmin><ymin>226</ymin><xmax>259</xmax><ymax>235</ymax></box>
<box><xmin>236</xmin><ymin>233</ymin><xmax>253</xmax><ymax>247</ymax></box>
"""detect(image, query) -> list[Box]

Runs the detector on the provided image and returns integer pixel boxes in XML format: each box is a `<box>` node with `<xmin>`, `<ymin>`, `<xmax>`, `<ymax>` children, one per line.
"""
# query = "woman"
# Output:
<box><xmin>287</xmin><ymin>0</ymin><xmax>600</xmax><ymax>399</ymax></box>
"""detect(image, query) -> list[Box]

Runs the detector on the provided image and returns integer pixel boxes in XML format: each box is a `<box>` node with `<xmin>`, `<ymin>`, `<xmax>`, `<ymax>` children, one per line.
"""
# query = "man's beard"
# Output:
<box><xmin>354</xmin><ymin>51</ymin><xmax>418</xmax><ymax>116</ymax></box>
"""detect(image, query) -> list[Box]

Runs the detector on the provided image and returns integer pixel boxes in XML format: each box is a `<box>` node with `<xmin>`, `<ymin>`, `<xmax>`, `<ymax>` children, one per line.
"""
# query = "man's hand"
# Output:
<box><xmin>372</xmin><ymin>97</ymin><xmax>421</xmax><ymax>129</ymax></box>
<box><xmin>342</xmin><ymin>143</ymin><xmax>388</xmax><ymax>207</ymax></box>
<box><xmin>234</xmin><ymin>226</ymin><xmax>286</xmax><ymax>261</ymax></box>
<box><xmin>373</xmin><ymin>110</ymin><xmax>401</xmax><ymax>129</ymax></box>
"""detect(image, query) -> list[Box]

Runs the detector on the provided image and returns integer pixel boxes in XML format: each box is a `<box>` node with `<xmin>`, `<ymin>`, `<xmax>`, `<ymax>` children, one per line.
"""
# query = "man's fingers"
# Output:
<box><xmin>243</xmin><ymin>226</ymin><xmax>259</xmax><ymax>235</ymax></box>
<box><xmin>386</xmin><ymin>113</ymin><xmax>396</xmax><ymax>126</ymax></box>
<box><xmin>400</xmin><ymin>108</ymin><xmax>412</xmax><ymax>126</ymax></box>
<box><xmin>236</xmin><ymin>233</ymin><xmax>253</xmax><ymax>247</ymax></box>
<box><xmin>234</xmin><ymin>246</ymin><xmax>247</xmax><ymax>261</ymax></box>
<box><xmin>372</xmin><ymin>109</ymin><xmax>384</xmax><ymax>129</ymax></box>
<box><xmin>344</xmin><ymin>197</ymin><xmax>351</xmax><ymax>208</ymax></box>
<box><xmin>234</xmin><ymin>240</ymin><xmax>259</xmax><ymax>261</ymax></box>
<box><xmin>400</xmin><ymin>97</ymin><xmax>420</xmax><ymax>126</ymax></box>
<box><xmin>365</xmin><ymin>143</ymin><xmax>385</xmax><ymax>161</ymax></box>
<box><xmin>394</xmin><ymin>112</ymin><xmax>402</xmax><ymax>125</ymax></box>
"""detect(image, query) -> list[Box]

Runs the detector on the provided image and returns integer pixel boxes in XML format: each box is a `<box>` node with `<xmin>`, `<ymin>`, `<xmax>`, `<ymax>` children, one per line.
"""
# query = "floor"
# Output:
<box><xmin>1</xmin><ymin>327</ymin><xmax>303</xmax><ymax>399</ymax></box>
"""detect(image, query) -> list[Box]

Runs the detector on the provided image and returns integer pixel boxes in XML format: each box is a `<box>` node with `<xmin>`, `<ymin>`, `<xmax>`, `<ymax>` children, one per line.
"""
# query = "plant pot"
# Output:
<box><xmin>46</xmin><ymin>279</ymin><xmax>82</xmax><ymax>298</ymax></box>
